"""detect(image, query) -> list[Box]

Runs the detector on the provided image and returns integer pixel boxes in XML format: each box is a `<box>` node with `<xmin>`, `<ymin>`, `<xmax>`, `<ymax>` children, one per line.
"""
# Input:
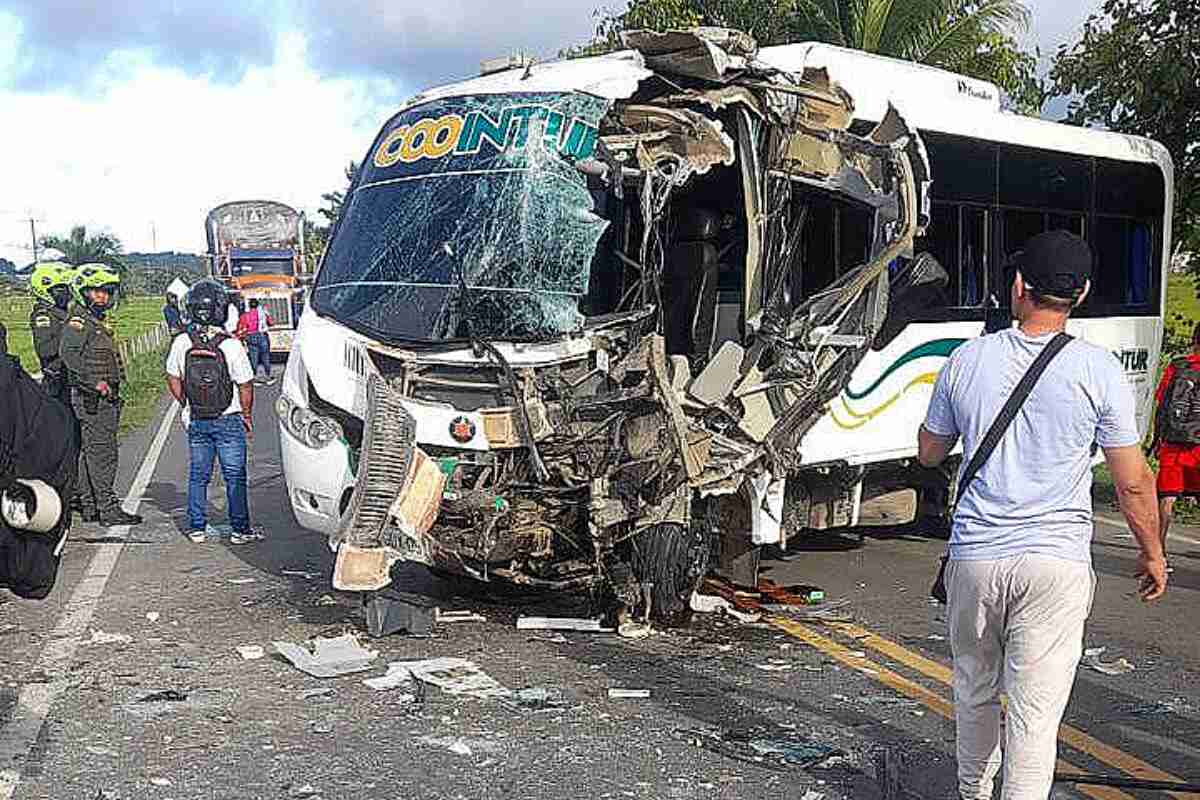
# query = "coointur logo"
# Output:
<box><xmin>957</xmin><ymin>80</ymin><xmax>995</xmax><ymax>102</ymax></box>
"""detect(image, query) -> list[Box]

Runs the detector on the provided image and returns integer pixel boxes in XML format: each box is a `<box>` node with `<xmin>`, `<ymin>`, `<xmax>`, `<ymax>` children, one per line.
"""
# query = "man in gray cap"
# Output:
<box><xmin>917</xmin><ymin>230</ymin><xmax>1167</xmax><ymax>799</ymax></box>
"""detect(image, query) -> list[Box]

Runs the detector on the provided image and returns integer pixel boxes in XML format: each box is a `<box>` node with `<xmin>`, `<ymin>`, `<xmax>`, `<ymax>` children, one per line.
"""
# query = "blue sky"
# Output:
<box><xmin>0</xmin><ymin>1</ymin><xmax>1103</xmax><ymax>264</ymax></box>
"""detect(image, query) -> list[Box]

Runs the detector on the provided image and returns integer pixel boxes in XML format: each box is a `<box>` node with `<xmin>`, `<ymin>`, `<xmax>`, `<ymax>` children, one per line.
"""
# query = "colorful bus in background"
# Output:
<box><xmin>205</xmin><ymin>200</ymin><xmax>311</xmax><ymax>353</ymax></box>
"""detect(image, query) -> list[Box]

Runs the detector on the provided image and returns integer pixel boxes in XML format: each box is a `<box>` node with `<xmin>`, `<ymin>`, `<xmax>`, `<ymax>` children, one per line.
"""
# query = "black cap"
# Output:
<box><xmin>1014</xmin><ymin>230</ymin><xmax>1093</xmax><ymax>300</ymax></box>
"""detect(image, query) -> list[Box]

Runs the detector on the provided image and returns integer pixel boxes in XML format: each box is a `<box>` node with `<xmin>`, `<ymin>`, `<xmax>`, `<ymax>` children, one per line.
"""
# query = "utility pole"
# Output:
<box><xmin>29</xmin><ymin>218</ymin><xmax>39</xmax><ymax>264</ymax></box>
<box><xmin>151</xmin><ymin>222</ymin><xmax>157</xmax><ymax>252</ymax></box>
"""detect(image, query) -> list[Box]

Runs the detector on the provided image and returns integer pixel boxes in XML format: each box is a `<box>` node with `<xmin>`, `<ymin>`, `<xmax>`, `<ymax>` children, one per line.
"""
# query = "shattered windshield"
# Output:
<box><xmin>313</xmin><ymin>92</ymin><xmax>614</xmax><ymax>344</ymax></box>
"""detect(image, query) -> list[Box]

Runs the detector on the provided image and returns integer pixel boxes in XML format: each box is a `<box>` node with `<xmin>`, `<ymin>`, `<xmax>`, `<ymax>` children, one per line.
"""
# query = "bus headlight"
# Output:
<box><xmin>276</xmin><ymin>394</ymin><xmax>343</xmax><ymax>449</ymax></box>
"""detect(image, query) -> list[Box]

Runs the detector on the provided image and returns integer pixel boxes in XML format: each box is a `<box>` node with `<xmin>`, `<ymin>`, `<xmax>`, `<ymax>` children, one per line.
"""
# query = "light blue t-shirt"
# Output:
<box><xmin>923</xmin><ymin>328</ymin><xmax>1140</xmax><ymax>564</ymax></box>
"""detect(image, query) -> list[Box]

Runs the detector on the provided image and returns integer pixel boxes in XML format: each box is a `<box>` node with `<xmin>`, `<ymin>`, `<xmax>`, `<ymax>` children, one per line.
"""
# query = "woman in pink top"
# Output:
<box><xmin>237</xmin><ymin>300</ymin><xmax>273</xmax><ymax>384</ymax></box>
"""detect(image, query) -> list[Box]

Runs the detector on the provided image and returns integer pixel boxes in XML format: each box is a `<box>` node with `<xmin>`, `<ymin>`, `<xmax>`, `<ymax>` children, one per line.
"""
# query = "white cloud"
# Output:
<box><xmin>0</xmin><ymin>32</ymin><xmax>400</xmax><ymax>266</ymax></box>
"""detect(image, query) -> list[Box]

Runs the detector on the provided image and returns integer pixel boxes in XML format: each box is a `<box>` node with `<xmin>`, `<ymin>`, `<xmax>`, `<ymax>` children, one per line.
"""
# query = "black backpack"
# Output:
<box><xmin>183</xmin><ymin>331</ymin><xmax>234</xmax><ymax>420</ymax></box>
<box><xmin>1161</xmin><ymin>358</ymin><xmax>1200</xmax><ymax>446</ymax></box>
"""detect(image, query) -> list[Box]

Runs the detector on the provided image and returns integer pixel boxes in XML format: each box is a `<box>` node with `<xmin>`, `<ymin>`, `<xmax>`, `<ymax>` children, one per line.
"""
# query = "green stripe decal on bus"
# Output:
<box><xmin>843</xmin><ymin>338</ymin><xmax>967</xmax><ymax>401</ymax></box>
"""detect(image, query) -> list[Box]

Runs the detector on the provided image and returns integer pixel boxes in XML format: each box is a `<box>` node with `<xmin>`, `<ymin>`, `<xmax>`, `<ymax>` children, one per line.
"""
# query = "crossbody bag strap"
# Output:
<box><xmin>954</xmin><ymin>332</ymin><xmax>1074</xmax><ymax>508</ymax></box>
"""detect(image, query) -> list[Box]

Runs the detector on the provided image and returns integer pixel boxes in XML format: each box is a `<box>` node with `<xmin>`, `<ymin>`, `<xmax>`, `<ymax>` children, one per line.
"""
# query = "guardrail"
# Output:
<box><xmin>117</xmin><ymin>321</ymin><xmax>170</xmax><ymax>364</ymax></box>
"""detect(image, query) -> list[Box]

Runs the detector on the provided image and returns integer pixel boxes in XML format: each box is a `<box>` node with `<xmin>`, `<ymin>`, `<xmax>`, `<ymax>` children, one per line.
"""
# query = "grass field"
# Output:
<box><xmin>0</xmin><ymin>295</ymin><xmax>165</xmax><ymax>374</ymax></box>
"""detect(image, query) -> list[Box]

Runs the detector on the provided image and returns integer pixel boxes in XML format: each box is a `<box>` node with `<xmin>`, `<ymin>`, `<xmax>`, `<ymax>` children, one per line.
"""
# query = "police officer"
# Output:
<box><xmin>58</xmin><ymin>264</ymin><xmax>142</xmax><ymax>527</ymax></box>
<box><xmin>28</xmin><ymin>262</ymin><xmax>75</xmax><ymax>408</ymax></box>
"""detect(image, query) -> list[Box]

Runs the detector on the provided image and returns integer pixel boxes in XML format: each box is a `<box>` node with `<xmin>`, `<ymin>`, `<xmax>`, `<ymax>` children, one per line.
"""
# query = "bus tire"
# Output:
<box><xmin>629</xmin><ymin>522</ymin><xmax>710</xmax><ymax>624</ymax></box>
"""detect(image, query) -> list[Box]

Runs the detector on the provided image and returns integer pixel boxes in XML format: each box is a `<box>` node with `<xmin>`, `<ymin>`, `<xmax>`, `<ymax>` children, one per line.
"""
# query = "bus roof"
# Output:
<box><xmin>756</xmin><ymin>42</ymin><xmax>1173</xmax><ymax>173</ymax></box>
<box><xmin>395</xmin><ymin>37</ymin><xmax>1172</xmax><ymax>179</ymax></box>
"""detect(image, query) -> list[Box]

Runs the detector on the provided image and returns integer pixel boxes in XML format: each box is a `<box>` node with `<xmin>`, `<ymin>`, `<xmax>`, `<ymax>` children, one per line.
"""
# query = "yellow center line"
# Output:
<box><xmin>750</xmin><ymin>581</ymin><xmax>1200</xmax><ymax>800</ymax></box>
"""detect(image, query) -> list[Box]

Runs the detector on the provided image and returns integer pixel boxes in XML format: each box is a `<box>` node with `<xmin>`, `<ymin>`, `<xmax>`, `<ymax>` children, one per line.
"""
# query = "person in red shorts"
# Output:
<box><xmin>1153</xmin><ymin>322</ymin><xmax>1200</xmax><ymax>567</ymax></box>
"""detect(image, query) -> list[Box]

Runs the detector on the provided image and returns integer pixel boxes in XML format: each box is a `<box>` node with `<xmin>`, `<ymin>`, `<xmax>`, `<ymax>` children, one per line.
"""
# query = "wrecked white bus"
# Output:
<box><xmin>277</xmin><ymin>32</ymin><xmax>1171</xmax><ymax>630</ymax></box>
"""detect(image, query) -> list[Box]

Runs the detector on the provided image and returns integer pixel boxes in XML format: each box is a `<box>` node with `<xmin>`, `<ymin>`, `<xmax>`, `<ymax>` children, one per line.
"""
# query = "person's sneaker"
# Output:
<box><xmin>99</xmin><ymin>508</ymin><xmax>142</xmax><ymax>526</ymax></box>
<box><xmin>187</xmin><ymin>530</ymin><xmax>207</xmax><ymax>543</ymax></box>
<box><xmin>229</xmin><ymin>527</ymin><xmax>266</xmax><ymax>545</ymax></box>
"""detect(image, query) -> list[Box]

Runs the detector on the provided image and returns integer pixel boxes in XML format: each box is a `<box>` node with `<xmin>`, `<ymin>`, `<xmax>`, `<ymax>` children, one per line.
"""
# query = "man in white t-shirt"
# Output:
<box><xmin>165</xmin><ymin>280</ymin><xmax>264</xmax><ymax>545</ymax></box>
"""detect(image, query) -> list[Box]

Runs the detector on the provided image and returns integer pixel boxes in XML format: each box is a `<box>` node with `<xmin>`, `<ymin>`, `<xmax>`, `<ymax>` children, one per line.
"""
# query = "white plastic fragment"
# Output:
<box><xmin>227</xmin><ymin>577</ymin><xmax>256</xmax><ymax>585</ymax></box>
<box><xmin>608</xmin><ymin>688</ymin><xmax>650</xmax><ymax>699</ymax></box>
<box><xmin>363</xmin><ymin>664</ymin><xmax>415</xmax><ymax>692</ymax></box>
<box><xmin>1082</xmin><ymin>647</ymin><xmax>1135</xmax><ymax>676</ymax></box>
<box><xmin>437</xmin><ymin>610</ymin><xmax>487</xmax><ymax>623</ymax></box>
<box><xmin>617</xmin><ymin>620</ymin><xmax>652</xmax><ymax>639</ymax></box>
<box><xmin>273</xmin><ymin>634</ymin><xmax>379</xmax><ymax>678</ymax></box>
<box><xmin>149</xmin><ymin>777</ymin><xmax>172</xmax><ymax>787</ymax></box>
<box><xmin>236</xmin><ymin>645</ymin><xmax>264</xmax><ymax>661</ymax></box>
<box><xmin>86</xmin><ymin>629</ymin><xmax>132</xmax><ymax>646</ymax></box>
<box><xmin>689</xmin><ymin>591</ymin><xmax>761</xmax><ymax>623</ymax></box>
<box><xmin>392</xmin><ymin>657</ymin><xmax>507</xmax><ymax>698</ymax></box>
<box><xmin>516</xmin><ymin>616</ymin><xmax>611</xmax><ymax>632</ymax></box>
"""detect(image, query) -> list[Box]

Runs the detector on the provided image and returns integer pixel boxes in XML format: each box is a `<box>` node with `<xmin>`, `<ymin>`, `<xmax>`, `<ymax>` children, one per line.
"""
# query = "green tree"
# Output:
<box><xmin>1050</xmin><ymin>0</ymin><xmax>1199</xmax><ymax>255</ymax></box>
<box><xmin>579</xmin><ymin>0</ymin><xmax>1044</xmax><ymax>113</ymax></box>
<box><xmin>40</xmin><ymin>225</ymin><xmax>126</xmax><ymax>269</ymax></box>
<box><xmin>318</xmin><ymin>161</ymin><xmax>360</xmax><ymax>231</ymax></box>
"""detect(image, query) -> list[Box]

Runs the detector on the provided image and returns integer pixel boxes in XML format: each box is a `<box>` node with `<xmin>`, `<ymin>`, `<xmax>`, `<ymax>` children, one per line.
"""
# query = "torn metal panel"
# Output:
<box><xmin>622</xmin><ymin>27</ymin><xmax>758</xmax><ymax>82</ymax></box>
<box><xmin>611</xmin><ymin>105</ymin><xmax>736</xmax><ymax>179</ymax></box>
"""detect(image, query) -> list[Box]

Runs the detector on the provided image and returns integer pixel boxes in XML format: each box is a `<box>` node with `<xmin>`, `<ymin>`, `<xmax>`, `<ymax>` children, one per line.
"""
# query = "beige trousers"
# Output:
<box><xmin>947</xmin><ymin>554</ymin><xmax>1095</xmax><ymax>800</ymax></box>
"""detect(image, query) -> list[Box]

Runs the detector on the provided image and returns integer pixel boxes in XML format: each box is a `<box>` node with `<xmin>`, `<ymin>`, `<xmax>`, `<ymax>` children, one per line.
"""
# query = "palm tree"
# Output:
<box><xmin>791</xmin><ymin>0</ymin><xmax>1030</xmax><ymax>74</ymax></box>
<box><xmin>588</xmin><ymin>0</ymin><xmax>1040</xmax><ymax>111</ymax></box>
<box><xmin>40</xmin><ymin>225</ymin><xmax>126</xmax><ymax>268</ymax></box>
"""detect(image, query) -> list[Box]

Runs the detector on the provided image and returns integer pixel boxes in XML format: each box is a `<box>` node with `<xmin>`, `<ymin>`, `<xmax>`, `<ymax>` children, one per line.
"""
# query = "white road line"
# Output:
<box><xmin>0</xmin><ymin>400</ymin><xmax>179</xmax><ymax>800</ymax></box>
<box><xmin>1094</xmin><ymin>511</ymin><xmax>1200</xmax><ymax>547</ymax></box>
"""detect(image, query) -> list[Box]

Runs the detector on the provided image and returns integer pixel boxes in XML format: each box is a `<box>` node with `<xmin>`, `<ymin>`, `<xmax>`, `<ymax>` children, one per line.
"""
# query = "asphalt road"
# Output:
<box><xmin>1</xmin><ymin>375</ymin><xmax>1197</xmax><ymax>800</ymax></box>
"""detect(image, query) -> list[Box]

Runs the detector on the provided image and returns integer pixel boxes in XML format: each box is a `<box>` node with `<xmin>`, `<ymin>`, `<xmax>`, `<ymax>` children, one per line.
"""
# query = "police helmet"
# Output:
<box><xmin>185</xmin><ymin>279</ymin><xmax>228</xmax><ymax>327</ymax></box>
<box><xmin>29</xmin><ymin>262</ymin><xmax>74</xmax><ymax>309</ymax></box>
<box><xmin>70</xmin><ymin>264</ymin><xmax>122</xmax><ymax>313</ymax></box>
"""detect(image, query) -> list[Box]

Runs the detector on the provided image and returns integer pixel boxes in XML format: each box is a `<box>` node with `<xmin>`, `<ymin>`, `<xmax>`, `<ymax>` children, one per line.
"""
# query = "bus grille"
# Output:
<box><xmin>334</xmin><ymin>375</ymin><xmax>416</xmax><ymax>551</ymax></box>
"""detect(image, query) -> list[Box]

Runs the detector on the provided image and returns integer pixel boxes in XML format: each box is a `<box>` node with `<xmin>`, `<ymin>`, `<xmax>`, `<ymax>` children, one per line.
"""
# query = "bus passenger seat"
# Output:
<box><xmin>663</xmin><ymin>208</ymin><xmax>720</xmax><ymax>363</ymax></box>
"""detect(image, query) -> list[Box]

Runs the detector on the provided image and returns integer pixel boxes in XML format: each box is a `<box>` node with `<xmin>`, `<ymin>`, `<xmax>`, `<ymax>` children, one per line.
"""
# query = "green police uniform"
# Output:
<box><xmin>59</xmin><ymin>302</ymin><xmax>124</xmax><ymax>519</ymax></box>
<box><xmin>29</xmin><ymin>300</ymin><xmax>71</xmax><ymax>406</ymax></box>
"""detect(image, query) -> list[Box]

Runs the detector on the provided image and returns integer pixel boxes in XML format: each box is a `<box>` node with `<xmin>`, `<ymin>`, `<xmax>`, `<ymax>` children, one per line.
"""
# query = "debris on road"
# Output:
<box><xmin>437</xmin><ymin>609</ymin><xmax>486</xmax><ymax>624</ymax></box>
<box><xmin>608</xmin><ymin>688</ymin><xmax>650</xmax><ymax>699</ymax></box>
<box><xmin>227</xmin><ymin>577</ymin><xmax>256</xmax><ymax>585</ymax></box>
<box><xmin>86</xmin><ymin>629</ymin><xmax>132</xmax><ymax>646</ymax></box>
<box><xmin>138</xmin><ymin>690</ymin><xmax>187</xmax><ymax>703</ymax></box>
<box><xmin>516</xmin><ymin>616</ymin><xmax>611</xmax><ymax>632</ymax></box>
<box><xmin>675</xmin><ymin>728</ymin><xmax>843</xmax><ymax>772</ymax></box>
<box><xmin>85</xmin><ymin>746</ymin><xmax>120</xmax><ymax>758</ymax></box>
<box><xmin>362</xmin><ymin>664</ymin><xmax>416</xmax><ymax>693</ymax></box>
<box><xmin>499</xmin><ymin>687</ymin><xmax>572</xmax><ymax>713</ymax></box>
<box><xmin>273</xmin><ymin>634</ymin><xmax>379</xmax><ymax>678</ymax></box>
<box><xmin>617</xmin><ymin>620</ymin><xmax>653</xmax><ymax>639</ymax></box>
<box><xmin>298</xmin><ymin>687</ymin><xmax>336</xmax><ymax>700</ymax></box>
<box><xmin>392</xmin><ymin>657</ymin><xmax>507</xmax><ymax>698</ymax></box>
<box><xmin>689</xmin><ymin>591</ymin><xmax>761</xmax><ymax>623</ymax></box>
<box><xmin>148</xmin><ymin>777</ymin><xmax>172</xmax><ymax>788</ymax></box>
<box><xmin>754</xmin><ymin>662</ymin><xmax>793</xmax><ymax>673</ymax></box>
<box><xmin>287</xmin><ymin>783</ymin><xmax>321</xmax><ymax>798</ymax></box>
<box><xmin>282</xmin><ymin>569</ymin><xmax>320</xmax><ymax>580</ymax></box>
<box><xmin>236</xmin><ymin>644</ymin><xmax>265</xmax><ymax>660</ymax></box>
<box><xmin>145</xmin><ymin>612</ymin><xmax>160</xmax><ymax>623</ymax></box>
<box><xmin>314</xmin><ymin>594</ymin><xmax>338</xmax><ymax>607</ymax></box>
<box><xmin>1083</xmin><ymin>647</ymin><xmax>1135</xmax><ymax>676</ymax></box>
<box><xmin>417</xmin><ymin>736</ymin><xmax>502</xmax><ymax>757</ymax></box>
<box><xmin>761</xmin><ymin>598</ymin><xmax>853</xmax><ymax>622</ymax></box>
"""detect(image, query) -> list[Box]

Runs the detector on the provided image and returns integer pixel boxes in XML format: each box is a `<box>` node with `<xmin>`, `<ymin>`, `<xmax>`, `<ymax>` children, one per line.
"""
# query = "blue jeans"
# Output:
<box><xmin>248</xmin><ymin>332</ymin><xmax>271</xmax><ymax>378</ymax></box>
<box><xmin>187</xmin><ymin>414</ymin><xmax>250</xmax><ymax>534</ymax></box>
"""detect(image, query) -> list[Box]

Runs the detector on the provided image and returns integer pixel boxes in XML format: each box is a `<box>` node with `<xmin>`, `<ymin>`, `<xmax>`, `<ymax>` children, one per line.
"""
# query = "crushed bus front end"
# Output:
<box><xmin>281</xmin><ymin>28</ymin><xmax>941</xmax><ymax>627</ymax></box>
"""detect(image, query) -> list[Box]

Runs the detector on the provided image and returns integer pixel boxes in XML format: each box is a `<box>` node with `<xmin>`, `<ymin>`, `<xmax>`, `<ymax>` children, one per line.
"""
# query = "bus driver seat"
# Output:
<box><xmin>662</xmin><ymin>208</ymin><xmax>721</xmax><ymax>365</ymax></box>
